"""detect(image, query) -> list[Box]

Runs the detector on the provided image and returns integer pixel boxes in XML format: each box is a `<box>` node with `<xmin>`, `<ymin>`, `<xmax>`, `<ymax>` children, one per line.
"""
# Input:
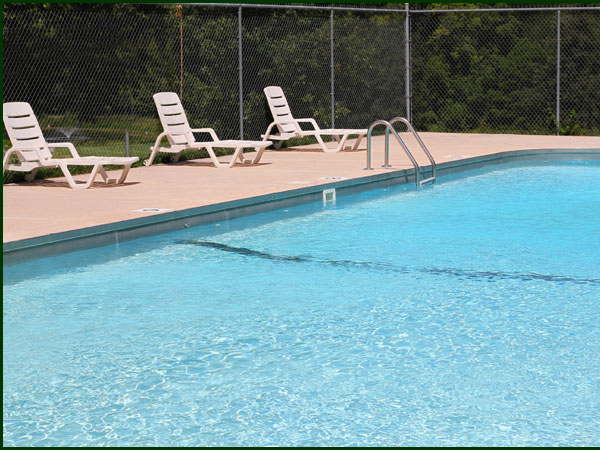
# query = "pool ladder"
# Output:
<box><xmin>365</xmin><ymin>117</ymin><xmax>437</xmax><ymax>188</ymax></box>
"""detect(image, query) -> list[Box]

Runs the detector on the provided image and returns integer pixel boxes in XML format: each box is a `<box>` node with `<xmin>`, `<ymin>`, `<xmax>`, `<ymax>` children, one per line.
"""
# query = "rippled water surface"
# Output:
<box><xmin>4</xmin><ymin>161</ymin><xmax>600</xmax><ymax>446</ymax></box>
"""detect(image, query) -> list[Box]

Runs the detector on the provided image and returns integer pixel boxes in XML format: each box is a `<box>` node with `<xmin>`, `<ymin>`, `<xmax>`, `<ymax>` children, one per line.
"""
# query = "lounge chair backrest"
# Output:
<box><xmin>153</xmin><ymin>92</ymin><xmax>195</xmax><ymax>146</ymax></box>
<box><xmin>3</xmin><ymin>102</ymin><xmax>53</xmax><ymax>161</ymax></box>
<box><xmin>264</xmin><ymin>86</ymin><xmax>301</xmax><ymax>134</ymax></box>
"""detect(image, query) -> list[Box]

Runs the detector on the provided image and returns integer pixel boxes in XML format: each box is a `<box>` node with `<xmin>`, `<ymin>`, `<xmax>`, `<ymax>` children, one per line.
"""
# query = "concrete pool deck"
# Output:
<box><xmin>3</xmin><ymin>132</ymin><xmax>600</xmax><ymax>248</ymax></box>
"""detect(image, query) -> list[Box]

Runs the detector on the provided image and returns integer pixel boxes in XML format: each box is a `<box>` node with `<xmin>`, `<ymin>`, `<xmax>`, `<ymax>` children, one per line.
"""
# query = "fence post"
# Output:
<box><xmin>556</xmin><ymin>10</ymin><xmax>561</xmax><ymax>135</ymax></box>
<box><xmin>330</xmin><ymin>9</ymin><xmax>335</xmax><ymax>135</ymax></box>
<box><xmin>125</xmin><ymin>130</ymin><xmax>130</xmax><ymax>157</ymax></box>
<box><xmin>177</xmin><ymin>5</ymin><xmax>183</xmax><ymax>99</ymax></box>
<box><xmin>238</xmin><ymin>6</ymin><xmax>244</xmax><ymax>140</ymax></box>
<box><xmin>405</xmin><ymin>3</ymin><xmax>411</xmax><ymax>123</ymax></box>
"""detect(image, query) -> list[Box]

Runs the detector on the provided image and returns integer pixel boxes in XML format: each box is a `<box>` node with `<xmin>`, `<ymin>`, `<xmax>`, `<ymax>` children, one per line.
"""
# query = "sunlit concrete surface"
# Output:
<box><xmin>3</xmin><ymin>132</ymin><xmax>600</xmax><ymax>243</ymax></box>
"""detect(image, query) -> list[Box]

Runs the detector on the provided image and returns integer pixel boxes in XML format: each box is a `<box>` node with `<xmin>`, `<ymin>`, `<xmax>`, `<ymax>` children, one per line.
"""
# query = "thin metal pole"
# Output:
<box><xmin>330</xmin><ymin>10</ymin><xmax>335</xmax><ymax>136</ymax></box>
<box><xmin>238</xmin><ymin>6</ymin><xmax>244</xmax><ymax>140</ymax></box>
<box><xmin>177</xmin><ymin>5</ymin><xmax>183</xmax><ymax>99</ymax></box>
<box><xmin>405</xmin><ymin>3</ymin><xmax>411</xmax><ymax>123</ymax></box>
<box><xmin>556</xmin><ymin>10</ymin><xmax>561</xmax><ymax>135</ymax></box>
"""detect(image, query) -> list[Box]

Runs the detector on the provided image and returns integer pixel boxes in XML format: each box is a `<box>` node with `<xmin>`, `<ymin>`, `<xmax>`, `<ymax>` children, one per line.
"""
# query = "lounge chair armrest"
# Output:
<box><xmin>295</xmin><ymin>118</ymin><xmax>321</xmax><ymax>131</ymax></box>
<box><xmin>190</xmin><ymin>128</ymin><xmax>219</xmax><ymax>142</ymax></box>
<box><xmin>47</xmin><ymin>142</ymin><xmax>80</xmax><ymax>158</ymax></box>
<box><xmin>152</xmin><ymin>131</ymin><xmax>169</xmax><ymax>149</ymax></box>
<box><xmin>3</xmin><ymin>147</ymin><xmax>20</xmax><ymax>169</ymax></box>
<box><xmin>262</xmin><ymin>121</ymin><xmax>279</xmax><ymax>139</ymax></box>
<box><xmin>3</xmin><ymin>146</ymin><xmax>46</xmax><ymax>170</ymax></box>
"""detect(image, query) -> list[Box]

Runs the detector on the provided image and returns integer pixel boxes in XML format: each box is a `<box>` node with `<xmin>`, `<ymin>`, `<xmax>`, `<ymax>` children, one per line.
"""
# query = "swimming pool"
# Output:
<box><xmin>3</xmin><ymin>160</ymin><xmax>599</xmax><ymax>446</ymax></box>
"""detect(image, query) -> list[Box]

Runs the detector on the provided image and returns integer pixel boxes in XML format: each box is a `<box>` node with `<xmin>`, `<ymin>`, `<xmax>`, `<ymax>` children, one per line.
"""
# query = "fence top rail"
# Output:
<box><xmin>411</xmin><ymin>6</ymin><xmax>600</xmax><ymax>13</ymax></box>
<box><xmin>151</xmin><ymin>3</ymin><xmax>404</xmax><ymax>13</ymax></box>
<box><xmin>152</xmin><ymin>3</ymin><xmax>600</xmax><ymax>13</ymax></box>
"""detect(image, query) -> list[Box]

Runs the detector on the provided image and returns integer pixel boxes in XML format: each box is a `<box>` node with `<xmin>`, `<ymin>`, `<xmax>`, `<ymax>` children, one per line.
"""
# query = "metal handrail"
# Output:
<box><xmin>387</xmin><ymin>117</ymin><xmax>436</xmax><ymax>180</ymax></box>
<box><xmin>365</xmin><ymin>119</ymin><xmax>421</xmax><ymax>186</ymax></box>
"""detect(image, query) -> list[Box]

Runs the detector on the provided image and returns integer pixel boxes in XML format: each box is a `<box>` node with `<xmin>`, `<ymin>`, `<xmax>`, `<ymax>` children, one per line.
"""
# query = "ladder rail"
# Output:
<box><xmin>366</xmin><ymin>119</ymin><xmax>421</xmax><ymax>186</ymax></box>
<box><xmin>388</xmin><ymin>117</ymin><xmax>436</xmax><ymax>179</ymax></box>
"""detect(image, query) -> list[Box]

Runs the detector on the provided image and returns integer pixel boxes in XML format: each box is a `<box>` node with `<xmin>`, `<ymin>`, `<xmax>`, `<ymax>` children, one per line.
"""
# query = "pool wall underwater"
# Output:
<box><xmin>3</xmin><ymin>147</ymin><xmax>600</xmax><ymax>266</ymax></box>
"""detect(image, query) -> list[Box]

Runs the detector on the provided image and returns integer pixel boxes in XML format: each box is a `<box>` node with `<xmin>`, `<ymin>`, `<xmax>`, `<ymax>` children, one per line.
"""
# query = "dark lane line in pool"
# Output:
<box><xmin>423</xmin><ymin>268</ymin><xmax>599</xmax><ymax>285</ymax></box>
<box><xmin>181</xmin><ymin>240</ymin><xmax>600</xmax><ymax>286</ymax></box>
<box><xmin>181</xmin><ymin>240</ymin><xmax>402</xmax><ymax>271</ymax></box>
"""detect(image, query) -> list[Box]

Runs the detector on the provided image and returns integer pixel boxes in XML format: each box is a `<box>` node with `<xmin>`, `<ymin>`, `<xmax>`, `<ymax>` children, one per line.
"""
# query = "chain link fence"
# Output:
<box><xmin>243</xmin><ymin>8</ymin><xmax>331</xmax><ymax>139</ymax></box>
<box><xmin>560</xmin><ymin>10</ymin><xmax>600</xmax><ymax>134</ymax></box>
<box><xmin>412</xmin><ymin>10</ymin><xmax>558</xmax><ymax>134</ymax></box>
<box><xmin>3</xmin><ymin>3</ymin><xmax>599</xmax><ymax>183</ymax></box>
<box><xmin>334</xmin><ymin>10</ymin><xmax>406</xmax><ymax>129</ymax></box>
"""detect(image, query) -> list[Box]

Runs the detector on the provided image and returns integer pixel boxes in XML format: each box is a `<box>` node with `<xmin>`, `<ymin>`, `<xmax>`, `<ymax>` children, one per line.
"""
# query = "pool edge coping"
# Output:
<box><xmin>3</xmin><ymin>147</ymin><xmax>600</xmax><ymax>265</ymax></box>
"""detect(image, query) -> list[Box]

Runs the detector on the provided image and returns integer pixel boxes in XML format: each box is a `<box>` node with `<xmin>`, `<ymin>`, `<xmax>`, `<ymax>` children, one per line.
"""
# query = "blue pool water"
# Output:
<box><xmin>3</xmin><ymin>161</ymin><xmax>600</xmax><ymax>446</ymax></box>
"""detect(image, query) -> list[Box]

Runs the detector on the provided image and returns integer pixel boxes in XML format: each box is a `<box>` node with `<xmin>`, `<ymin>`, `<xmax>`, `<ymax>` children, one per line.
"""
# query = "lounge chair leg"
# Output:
<box><xmin>83</xmin><ymin>165</ymin><xmax>104</xmax><ymax>188</ymax></box>
<box><xmin>97</xmin><ymin>165</ymin><xmax>113</xmax><ymax>183</ymax></box>
<box><xmin>213</xmin><ymin>147</ymin><xmax>241</xmax><ymax>168</ymax></box>
<box><xmin>352</xmin><ymin>134</ymin><xmax>365</xmax><ymax>150</ymax></box>
<box><xmin>228</xmin><ymin>147</ymin><xmax>244</xmax><ymax>168</ymax></box>
<box><xmin>252</xmin><ymin>145</ymin><xmax>268</xmax><ymax>164</ymax></box>
<box><xmin>316</xmin><ymin>134</ymin><xmax>344</xmax><ymax>153</ymax></box>
<box><xmin>94</xmin><ymin>164</ymin><xmax>131</xmax><ymax>185</ymax></box>
<box><xmin>144</xmin><ymin>147</ymin><xmax>158</xmax><ymax>166</ymax></box>
<box><xmin>315</xmin><ymin>134</ymin><xmax>332</xmax><ymax>153</ymax></box>
<box><xmin>206</xmin><ymin>146</ymin><xmax>227</xmax><ymax>168</ymax></box>
<box><xmin>236</xmin><ymin>150</ymin><xmax>247</xmax><ymax>164</ymax></box>
<box><xmin>59</xmin><ymin>163</ymin><xmax>83</xmax><ymax>189</ymax></box>
<box><xmin>58</xmin><ymin>163</ymin><xmax>100</xmax><ymax>189</ymax></box>
<box><xmin>24</xmin><ymin>168</ymin><xmax>38</xmax><ymax>182</ymax></box>
<box><xmin>335</xmin><ymin>135</ymin><xmax>349</xmax><ymax>152</ymax></box>
<box><xmin>116</xmin><ymin>164</ymin><xmax>132</xmax><ymax>184</ymax></box>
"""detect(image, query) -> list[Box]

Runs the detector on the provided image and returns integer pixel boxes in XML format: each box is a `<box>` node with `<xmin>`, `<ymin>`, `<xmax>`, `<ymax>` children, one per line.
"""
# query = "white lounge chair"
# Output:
<box><xmin>262</xmin><ymin>86</ymin><xmax>367</xmax><ymax>153</ymax></box>
<box><xmin>146</xmin><ymin>92</ymin><xmax>272</xmax><ymax>168</ymax></box>
<box><xmin>3</xmin><ymin>102</ymin><xmax>139</xmax><ymax>189</ymax></box>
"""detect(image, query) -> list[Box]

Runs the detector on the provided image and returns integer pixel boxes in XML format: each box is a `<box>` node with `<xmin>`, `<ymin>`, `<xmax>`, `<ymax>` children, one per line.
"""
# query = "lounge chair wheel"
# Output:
<box><xmin>143</xmin><ymin>159</ymin><xmax>151</xmax><ymax>166</ymax></box>
<box><xmin>24</xmin><ymin>170</ymin><xmax>37</xmax><ymax>182</ymax></box>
